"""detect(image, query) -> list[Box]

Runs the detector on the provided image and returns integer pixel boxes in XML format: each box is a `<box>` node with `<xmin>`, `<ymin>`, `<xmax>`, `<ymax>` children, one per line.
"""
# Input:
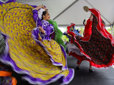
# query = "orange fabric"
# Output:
<box><xmin>0</xmin><ymin>71</ymin><xmax>12</xmax><ymax>76</ymax></box>
<box><xmin>0</xmin><ymin>71</ymin><xmax>17</xmax><ymax>85</ymax></box>
<box><xmin>11</xmin><ymin>77</ymin><xmax>17</xmax><ymax>85</ymax></box>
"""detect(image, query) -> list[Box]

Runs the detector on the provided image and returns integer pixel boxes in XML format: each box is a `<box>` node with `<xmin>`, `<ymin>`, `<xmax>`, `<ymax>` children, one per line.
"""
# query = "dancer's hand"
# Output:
<box><xmin>38</xmin><ymin>33</ymin><xmax>43</xmax><ymax>41</ymax></box>
<box><xmin>39</xmin><ymin>26</ymin><xmax>46</xmax><ymax>34</ymax></box>
<box><xmin>35</xmin><ymin>5</ymin><xmax>46</xmax><ymax>10</ymax></box>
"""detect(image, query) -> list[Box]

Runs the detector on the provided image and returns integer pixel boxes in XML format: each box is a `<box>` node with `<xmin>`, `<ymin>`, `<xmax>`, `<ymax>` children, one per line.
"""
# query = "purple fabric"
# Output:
<box><xmin>0</xmin><ymin>4</ymin><xmax>74</xmax><ymax>84</ymax></box>
<box><xmin>32</xmin><ymin>8</ymin><xmax>68</xmax><ymax>70</ymax></box>
<box><xmin>0</xmin><ymin>49</ymin><xmax>74</xmax><ymax>85</ymax></box>
<box><xmin>1</xmin><ymin>53</ymin><xmax>29</xmax><ymax>73</ymax></box>
<box><xmin>32</xmin><ymin>27</ymin><xmax>39</xmax><ymax>40</ymax></box>
<box><xmin>32</xmin><ymin>30</ymin><xmax>67</xmax><ymax>70</ymax></box>
<box><xmin>50</xmin><ymin>32</ymin><xmax>55</xmax><ymax>39</ymax></box>
<box><xmin>0</xmin><ymin>31</ymin><xmax>74</xmax><ymax>85</ymax></box>
<box><xmin>32</xmin><ymin>9</ymin><xmax>42</xmax><ymax>27</ymax></box>
<box><xmin>62</xmin><ymin>69</ymin><xmax>74</xmax><ymax>84</ymax></box>
<box><xmin>1</xmin><ymin>33</ymin><xmax>8</xmax><ymax>40</ymax></box>
<box><xmin>60</xmin><ymin>45</ymin><xmax>68</xmax><ymax>70</ymax></box>
<box><xmin>31</xmin><ymin>5</ymin><xmax>37</xmax><ymax>8</ymax></box>
<box><xmin>41</xmin><ymin>20</ymin><xmax>54</xmax><ymax>40</ymax></box>
<box><xmin>0</xmin><ymin>0</ymin><xmax>16</xmax><ymax>5</ymax></box>
<box><xmin>0</xmin><ymin>40</ymin><xmax>74</xmax><ymax>85</ymax></box>
<box><xmin>23</xmin><ymin>68</ymin><xmax>74</xmax><ymax>85</ymax></box>
<box><xmin>33</xmin><ymin>9</ymin><xmax>54</xmax><ymax>41</ymax></box>
<box><xmin>0</xmin><ymin>34</ymin><xmax>29</xmax><ymax>74</ymax></box>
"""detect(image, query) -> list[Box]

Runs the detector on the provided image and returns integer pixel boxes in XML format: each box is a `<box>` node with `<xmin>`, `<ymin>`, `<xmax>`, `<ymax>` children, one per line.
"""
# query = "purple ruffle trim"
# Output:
<box><xmin>22</xmin><ymin>68</ymin><xmax>74</xmax><ymax>85</ymax></box>
<box><xmin>0</xmin><ymin>33</ymin><xmax>74</xmax><ymax>84</ymax></box>
<box><xmin>60</xmin><ymin>45</ymin><xmax>68</xmax><ymax>70</ymax></box>
<box><xmin>0</xmin><ymin>52</ymin><xmax>74</xmax><ymax>85</ymax></box>
<box><xmin>0</xmin><ymin>3</ymin><xmax>74</xmax><ymax>85</ymax></box>
<box><xmin>0</xmin><ymin>0</ymin><xmax>16</xmax><ymax>5</ymax></box>
<box><xmin>62</xmin><ymin>68</ymin><xmax>74</xmax><ymax>84</ymax></box>
<box><xmin>32</xmin><ymin>28</ymin><xmax>68</xmax><ymax>70</ymax></box>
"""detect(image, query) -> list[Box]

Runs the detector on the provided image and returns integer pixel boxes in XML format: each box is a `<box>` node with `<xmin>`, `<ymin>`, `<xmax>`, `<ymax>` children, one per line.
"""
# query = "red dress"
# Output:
<box><xmin>67</xmin><ymin>24</ymin><xmax>91</xmax><ymax>64</ymax></box>
<box><xmin>67</xmin><ymin>8</ymin><xmax>114</xmax><ymax>68</ymax></box>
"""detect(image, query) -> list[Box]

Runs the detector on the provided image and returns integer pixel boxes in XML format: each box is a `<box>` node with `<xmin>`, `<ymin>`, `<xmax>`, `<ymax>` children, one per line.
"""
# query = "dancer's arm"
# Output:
<box><xmin>38</xmin><ymin>26</ymin><xmax>45</xmax><ymax>34</ymax></box>
<box><xmin>32</xmin><ymin>5</ymin><xmax>46</xmax><ymax>34</ymax></box>
<box><xmin>34</xmin><ymin>5</ymin><xmax>46</xmax><ymax>10</ymax></box>
<box><xmin>32</xmin><ymin>5</ymin><xmax>45</xmax><ymax>22</ymax></box>
<box><xmin>81</xmin><ymin>15</ymin><xmax>93</xmax><ymax>41</ymax></box>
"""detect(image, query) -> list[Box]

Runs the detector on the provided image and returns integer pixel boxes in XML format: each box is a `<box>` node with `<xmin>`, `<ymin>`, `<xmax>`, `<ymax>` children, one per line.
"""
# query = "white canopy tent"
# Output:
<box><xmin>16</xmin><ymin>0</ymin><xmax>114</xmax><ymax>34</ymax></box>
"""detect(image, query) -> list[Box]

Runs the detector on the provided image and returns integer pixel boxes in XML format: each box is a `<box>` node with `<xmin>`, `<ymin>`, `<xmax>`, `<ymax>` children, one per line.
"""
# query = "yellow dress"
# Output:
<box><xmin>0</xmin><ymin>2</ymin><xmax>74</xmax><ymax>84</ymax></box>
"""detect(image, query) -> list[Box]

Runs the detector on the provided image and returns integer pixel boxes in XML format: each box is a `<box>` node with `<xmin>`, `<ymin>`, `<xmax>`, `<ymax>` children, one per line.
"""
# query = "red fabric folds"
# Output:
<box><xmin>67</xmin><ymin>8</ymin><xmax>114</xmax><ymax>68</ymax></box>
<box><xmin>89</xmin><ymin>8</ymin><xmax>114</xmax><ymax>46</ymax></box>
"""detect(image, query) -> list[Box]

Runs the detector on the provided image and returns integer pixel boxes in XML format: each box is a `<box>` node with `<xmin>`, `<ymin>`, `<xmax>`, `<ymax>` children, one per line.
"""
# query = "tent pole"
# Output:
<box><xmin>112</xmin><ymin>24</ymin><xmax>114</xmax><ymax>36</ymax></box>
<box><xmin>53</xmin><ymin>0</ymin><xmax>79</xmax><ymax>20</ymax></box>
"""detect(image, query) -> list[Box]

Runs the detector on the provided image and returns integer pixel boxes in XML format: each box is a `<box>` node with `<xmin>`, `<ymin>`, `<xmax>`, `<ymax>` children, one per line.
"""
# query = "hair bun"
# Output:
<box><xmin>83</xmin><ymin>6</ymin><xmax>89</xmax><ymax>12</ymax></box>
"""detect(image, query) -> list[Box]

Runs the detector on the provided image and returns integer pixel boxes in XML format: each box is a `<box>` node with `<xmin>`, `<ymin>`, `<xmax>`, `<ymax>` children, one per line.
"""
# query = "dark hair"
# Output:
<box><xmin>41</xmin><ymin>10</ymin><xmax>47</xmax><ymax>20</ymax></box>
<box><xmin>83</xmin><ymin>19</ymin><xmax>86</xmax><ymax>26</ymax></box>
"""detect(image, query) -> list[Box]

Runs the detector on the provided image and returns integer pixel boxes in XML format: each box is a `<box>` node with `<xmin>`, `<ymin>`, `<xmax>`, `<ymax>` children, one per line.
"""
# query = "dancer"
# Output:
<box><xmin>66</xmin><ymin>23</ymin><xmax>93</xmax><ymax>72</ymax></box>
<box><xmin>0</xmin><ymin>2</ymin><xmax>74</xmax><ymax>85</ymax></box>
<box><xmin>67</xmin><ymin>6</ymin><xmax>114</xmax><ymax>71</ymax></box>
<box><xmin>32</xmin><ymin>5</ymin><xmax>66</xmax><ymax>49</ymax></box>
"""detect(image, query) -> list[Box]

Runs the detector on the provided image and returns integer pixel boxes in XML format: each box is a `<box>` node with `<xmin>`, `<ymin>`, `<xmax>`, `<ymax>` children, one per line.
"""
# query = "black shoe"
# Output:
<box><xmin>76</xmin><ymin>66</ymin><xmax>80</xmax><ymax>70</ymax></box>
<box><xmin>89</xmin><ymin>69</ymin><xmax>94</xmax><ymax>73</ymax></box>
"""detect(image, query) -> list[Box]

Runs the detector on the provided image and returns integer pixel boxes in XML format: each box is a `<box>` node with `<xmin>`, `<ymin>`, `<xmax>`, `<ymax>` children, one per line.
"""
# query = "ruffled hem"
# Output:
<box><xmin>0</xmin><ymin>57</ymin><xmax>74</xmax><ymax>85</ymax></box>
<box><xmin>73</xmin><ymin>28</ymin><xmax>114</xmax><ymax>68</ymax></box>
<box><xmin>0</xmin><ymin>33</ymin><xmax>74</xmax><ymax>84</ymax></box>
<box><xmin>0</xmin><ymin>2</ymin><xmax>74</xmax><ymax>84</ymax></box>
<box><xmin>0</xmin><ymin>0</ymin><xmax>16</xmax><ymax>5</ymax></box>
<box><xmin>90</xmin><ymin>54</ymin><xmax>114</xmax><ymax>68</ymax></box>
<box><xmin>74</xmin><ymin>16</ymin><xmax>114</xmax><ymax>68</ymax></box>
<box><xmin>22</xmin><ymin>69</ymin><xmax>74</xmax><ymax>85</ymax></box>
<box><xmin>67</xmin><ymin>8</ymin><xmax>114</xmax><ymax>68</ymax></box>
<box><xmin>0</xmin><ymin>42</ymin><xmax>73</xmax><ymax>84</ymax></box>
<box><xmin>32</xmin><ymin>29</ymin><xmax>68</xmax><ymax>70</ymax></box>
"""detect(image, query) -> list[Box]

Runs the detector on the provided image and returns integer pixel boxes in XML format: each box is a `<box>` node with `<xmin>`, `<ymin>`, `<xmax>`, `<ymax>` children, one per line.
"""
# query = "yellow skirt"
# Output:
<box><xmin>0</xmin><ymin>2</ymin><xmax>74</xmax><ymax>84</ymax></box>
